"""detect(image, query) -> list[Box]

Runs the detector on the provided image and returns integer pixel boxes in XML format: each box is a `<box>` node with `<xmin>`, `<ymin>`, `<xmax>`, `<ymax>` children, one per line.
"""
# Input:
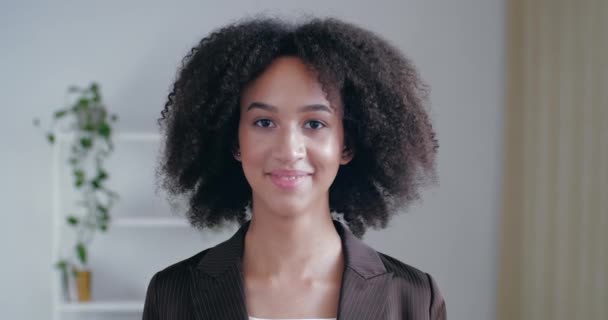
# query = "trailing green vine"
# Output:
<box><xmin>34</xmin><ymin>82</ymin><xmax>119</xmax><ymax>283</ymax></box>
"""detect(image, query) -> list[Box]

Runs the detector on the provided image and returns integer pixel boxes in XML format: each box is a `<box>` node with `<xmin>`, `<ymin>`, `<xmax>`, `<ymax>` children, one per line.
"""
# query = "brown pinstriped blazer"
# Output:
<box><xmin>142</xmin><ymin>220</ymin><xmax>446</xmax><ymax>319</ymax></box>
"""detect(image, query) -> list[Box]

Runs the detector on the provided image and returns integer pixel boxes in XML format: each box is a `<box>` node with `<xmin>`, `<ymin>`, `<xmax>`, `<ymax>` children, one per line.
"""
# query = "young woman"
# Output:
<box><xmin>143</xmin><ymin>16</ymin><xmax>445</xmax><ymax>320</ymax></box>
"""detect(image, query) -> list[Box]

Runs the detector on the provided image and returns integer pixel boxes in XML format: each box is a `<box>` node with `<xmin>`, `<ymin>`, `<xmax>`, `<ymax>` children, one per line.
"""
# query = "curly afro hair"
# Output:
<box><xmin>158</xmin><ymin>16</ymin><xmax>438</xmax><ymax>237</ymax></box>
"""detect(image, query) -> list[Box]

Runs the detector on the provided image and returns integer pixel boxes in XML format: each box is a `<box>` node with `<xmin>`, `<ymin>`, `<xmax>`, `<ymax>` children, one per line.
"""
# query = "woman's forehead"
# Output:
<box><xmin>240</xmin><ymin>57</ymin><xmax>342</xmax><ymax>113</ymax></box>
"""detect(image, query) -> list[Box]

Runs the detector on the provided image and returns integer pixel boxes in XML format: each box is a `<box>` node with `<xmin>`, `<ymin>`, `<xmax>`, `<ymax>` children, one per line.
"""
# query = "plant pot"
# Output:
<box><xmin>75</xmin><ymin>269</ymin><xmax>91</xmax><ymax>302</ymax></box>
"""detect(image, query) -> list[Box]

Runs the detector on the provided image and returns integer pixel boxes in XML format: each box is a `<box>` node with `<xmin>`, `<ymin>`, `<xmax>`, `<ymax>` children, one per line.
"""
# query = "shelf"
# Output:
<box><xmin>55</xmin><ymin>132</ymin><xmax>161</xmax><ymax>142</ymax></box>
<box><xmin>51</xmin><ymin>131</ymin><xmax>168</xmax><ymax>319</ymax></box>
<box><xmin>112</xmin><ymin>217</ymin><xmax>189</xmax><ymax>227</ymax></box>
<box><xmin>59</xmin><ymin>301</ymin><xmax>143</xmax><ymax>313</ymax></box>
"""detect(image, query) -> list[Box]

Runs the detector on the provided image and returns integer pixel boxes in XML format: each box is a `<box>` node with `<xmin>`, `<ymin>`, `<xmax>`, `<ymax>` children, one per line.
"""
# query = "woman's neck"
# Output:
<box><xmin>242</xmin><ymin>209</ymin><xmax>343</xmax><ymax>281</ymax></box>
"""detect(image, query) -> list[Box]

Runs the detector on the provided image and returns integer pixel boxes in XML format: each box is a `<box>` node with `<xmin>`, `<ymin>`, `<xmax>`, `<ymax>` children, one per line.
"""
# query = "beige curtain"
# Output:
<box><xmin>498</xmin><ymin>0</ymin><xmax>607</xmax><ymax>319</ymax></box>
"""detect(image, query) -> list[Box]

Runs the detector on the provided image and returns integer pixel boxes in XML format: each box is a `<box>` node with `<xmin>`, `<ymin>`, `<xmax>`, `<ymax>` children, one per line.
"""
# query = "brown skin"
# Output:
<box><xmin>236</xmin><ymin>57</ymin><xmax>353</xmax><ymax>318</ymax></box>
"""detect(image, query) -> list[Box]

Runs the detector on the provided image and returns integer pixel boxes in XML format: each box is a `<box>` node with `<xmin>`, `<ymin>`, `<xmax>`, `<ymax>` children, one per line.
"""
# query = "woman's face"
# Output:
<box><xmin>237</xmin><ymin>56</ymin><xmax>352</xmax><ymax>217</ymax></box>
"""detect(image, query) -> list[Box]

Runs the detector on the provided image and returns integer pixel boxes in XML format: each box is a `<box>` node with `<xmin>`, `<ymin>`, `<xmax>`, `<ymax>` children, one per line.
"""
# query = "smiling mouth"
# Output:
<box><xmin>267</xmin><ymin>173</ymin><xmax>311</xmax><ymax>189</ymax></box>
<box><xmin>272</xmin><ymin>175</ymin><xmax>307</xmax><ymax>180</ymax></box>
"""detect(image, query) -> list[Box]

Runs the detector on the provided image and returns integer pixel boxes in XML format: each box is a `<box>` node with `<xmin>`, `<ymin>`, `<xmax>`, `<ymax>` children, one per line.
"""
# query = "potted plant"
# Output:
<box><xmin>34</xmin><ymin>82</ymin><xmax>119</xmax><ymax>302</ymax></box>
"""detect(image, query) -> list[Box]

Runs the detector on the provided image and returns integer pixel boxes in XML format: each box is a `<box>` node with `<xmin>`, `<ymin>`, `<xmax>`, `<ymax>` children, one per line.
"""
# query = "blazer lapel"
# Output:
<box><xmin>334</xmin><ymin>221</ymin><xmax>392</xmax><ymax>320</ymax></box>
<box><xmin>190</xmin><ymin>223</ymin><xmax>249</xmax><ymax>320</ymax></box>
<box><xmin>188</xmin><ymin>220</ymin><xmax>391</xmax><ymax>320</ymax></box>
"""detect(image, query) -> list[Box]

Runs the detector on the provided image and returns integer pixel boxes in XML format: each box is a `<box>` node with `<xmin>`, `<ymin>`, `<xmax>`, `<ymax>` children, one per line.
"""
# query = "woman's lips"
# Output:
<box><xmin>267</xmin><ymin>171</ymin><xmax>312</xmax><ymax>190</ymax></box>
<box><xmin>269</xmin><ymin>169</ymin><xmax>310</xmax><ymax>176</ymax></box>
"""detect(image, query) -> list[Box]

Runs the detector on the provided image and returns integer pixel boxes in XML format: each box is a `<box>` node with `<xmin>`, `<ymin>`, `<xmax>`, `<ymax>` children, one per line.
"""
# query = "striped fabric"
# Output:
<box><xmin>142</xmin><ymin>220</ymin><xmax>446</xmax><ymax>319</ymax></box>
<box><xmin>248</xmin><ymin>317</ymin><xmax>335</xmax><ymax>320</ymax></box>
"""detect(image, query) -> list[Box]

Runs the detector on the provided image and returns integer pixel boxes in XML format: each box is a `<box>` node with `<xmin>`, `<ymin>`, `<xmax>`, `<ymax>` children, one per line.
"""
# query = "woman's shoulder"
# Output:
<box><xmin>150</xmin><ymin>224</ymin><xmax>246</xmax><ymax>282</ymax></box>
<box><xmin>376</xmin><ymin>251</ymin><xmax>446</xmax><ymax>316</ymax></box>
<box><xmin>377</xmin><ymin>250</ymin><xmax>441</xmax><ymax>289</ymax></box>
<box><xmin>377</xmin><ymin>251</ymin><xmax>431</xmax><ymax>281</ymax></box>
<box><xmin>152</xmin><ymin>248</ymin><xmax>212</xmax><ymax>280</ymax></box>
<box><xmin>142</xmin><ymin>249</ymin><xmax>213</xmax><ymax>319</ymax></box>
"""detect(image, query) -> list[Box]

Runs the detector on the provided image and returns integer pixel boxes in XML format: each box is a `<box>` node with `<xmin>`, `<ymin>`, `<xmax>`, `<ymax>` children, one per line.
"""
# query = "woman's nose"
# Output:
<box><xmin>273</xmin><ymin>126</ymin><xmax>305</xmax><ymax>163</ymax></box>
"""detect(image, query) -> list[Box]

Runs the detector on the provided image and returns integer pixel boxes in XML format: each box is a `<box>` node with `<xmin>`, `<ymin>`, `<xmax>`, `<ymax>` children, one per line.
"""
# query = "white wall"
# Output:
<box><xmin>0</xmin><ymin>0</ymin><xmax>505</xmax><ymax>319</ymax></box>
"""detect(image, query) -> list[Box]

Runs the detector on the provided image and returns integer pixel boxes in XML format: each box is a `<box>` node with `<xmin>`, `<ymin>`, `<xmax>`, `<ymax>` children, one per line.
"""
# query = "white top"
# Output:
<box><xmin>249</xmin><ymin>317</ymin><xmax>336</xmax><ymax>320</ymax></box>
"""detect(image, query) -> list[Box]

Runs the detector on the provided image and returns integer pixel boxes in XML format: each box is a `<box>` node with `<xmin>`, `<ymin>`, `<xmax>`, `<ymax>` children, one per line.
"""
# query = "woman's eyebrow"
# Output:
<box><xmin>246</xmin><ymin>102</ymin><xmax>334</xmax><ymax>113</ymax></box>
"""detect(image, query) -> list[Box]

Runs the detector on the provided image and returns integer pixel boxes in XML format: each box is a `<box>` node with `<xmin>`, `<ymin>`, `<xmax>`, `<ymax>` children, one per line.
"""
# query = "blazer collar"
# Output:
<box><xmin>191</xmin><ymin>220</ymin><xmax>391</xmax><ymax>320</ymax></box>
<box><xmin>196</xmin><ymin>219</ymin><xmax>387</xmax><ymax>278</ymax></box>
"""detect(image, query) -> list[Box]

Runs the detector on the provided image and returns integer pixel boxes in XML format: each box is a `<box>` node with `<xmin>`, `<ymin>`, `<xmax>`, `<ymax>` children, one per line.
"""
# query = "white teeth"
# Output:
<box><xmin>279</xmin><ymin>176</ymin><xmax>301</xmax><ymax>180</ymax></box>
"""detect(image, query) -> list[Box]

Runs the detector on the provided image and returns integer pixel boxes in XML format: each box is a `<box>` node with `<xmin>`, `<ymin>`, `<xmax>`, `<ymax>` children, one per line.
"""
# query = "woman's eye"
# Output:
<box><xmin>254</xmin><ymin>119</ymin><xmax>274</xmax><ymax>128</ymax></box>
<box><xmin>304</xmin><ymin>120</ymin><xmax>326</xmax><ymax>130</ymax></box>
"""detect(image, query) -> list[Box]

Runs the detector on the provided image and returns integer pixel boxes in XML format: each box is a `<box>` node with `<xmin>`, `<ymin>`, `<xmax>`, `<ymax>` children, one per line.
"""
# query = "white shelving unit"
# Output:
<box><xmin>112</xmin><ymin>217</ymin><xmax>189</xmax><ymax>228</ymax></box>
<box><xmin>51</xmin><ymin>132</ymin><xmax>186</xmax><ymax>320</ymax></box>
<box><xmin>59</xmin><ymin>301</ymin><xmax>144</xmax><ymax>313</ymax></box>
